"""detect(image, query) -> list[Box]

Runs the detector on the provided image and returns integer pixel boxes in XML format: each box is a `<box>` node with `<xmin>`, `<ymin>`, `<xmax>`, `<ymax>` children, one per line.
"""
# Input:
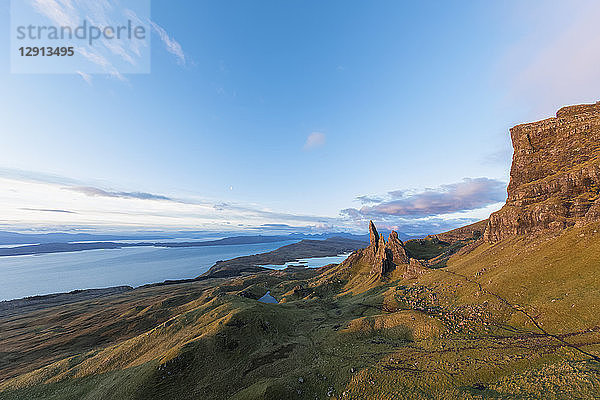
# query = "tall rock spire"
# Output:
<box><xmin>336</xmin><ymin>221</ymin><xmax>427</xmax><ymax>282</ymax></box>
<box><xmin>369</xmin><ymin>220</ymin><xmax>379</xmax><ymax>248</ymax></box>
<box><xmin>365</xmin><ymin>222</ymin><xmax>411</xmax><ymax>277</ymax></box>
<box><xmin>387</xmin><ymin>230</ymin><xmax>410</xmax><ymax>265</ymax></box>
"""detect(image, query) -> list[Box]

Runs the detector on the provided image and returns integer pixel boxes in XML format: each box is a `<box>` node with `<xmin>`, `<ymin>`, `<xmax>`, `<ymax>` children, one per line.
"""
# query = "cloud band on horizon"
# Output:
<box><xmin>342</xmin><ymin>178</ymin><xmax>507</xmax><ymax>219</ymax></box>
<box><xmin>0</xmin><ymin>168</ymin><xmax>506</xmax><ymax>236</ymax></box>
<box><xmin>66</xmin><ymin>186</ymin><xmax>173</xmax><ymax>201</ymax></box>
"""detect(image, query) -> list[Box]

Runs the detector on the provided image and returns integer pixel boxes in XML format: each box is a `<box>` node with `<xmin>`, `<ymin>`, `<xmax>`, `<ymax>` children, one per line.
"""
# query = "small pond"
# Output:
<box><xmin>257</xmin><ymin>291</ymin><xmax>278</xmax><ymax>304</ymax></box>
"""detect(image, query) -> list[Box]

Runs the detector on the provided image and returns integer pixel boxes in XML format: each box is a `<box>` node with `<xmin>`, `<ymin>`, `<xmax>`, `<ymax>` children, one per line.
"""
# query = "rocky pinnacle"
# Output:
<box><xmin>369</xmin><ymin>220</ymin><xmax>380</xmax><ymax>248</ymax></box>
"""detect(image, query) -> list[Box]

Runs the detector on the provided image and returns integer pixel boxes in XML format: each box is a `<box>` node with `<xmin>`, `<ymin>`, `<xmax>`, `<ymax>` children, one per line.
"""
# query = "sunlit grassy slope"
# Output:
<box><xmin>419</xmin><ymin>221</ymin><xmax>600</xmax><ymax>334</ymax></box>
<box><xmin>1</xmin><ymin>224</ymin><xmax>600</xmax><ymax>399</ymax></box>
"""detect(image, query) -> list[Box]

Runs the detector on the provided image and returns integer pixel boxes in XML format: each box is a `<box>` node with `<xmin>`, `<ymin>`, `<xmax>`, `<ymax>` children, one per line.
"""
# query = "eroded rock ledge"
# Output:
<box><xmin>485</xmin><ymin>102</ymin><xmax>600</xmax><ymax>242</ymax></box>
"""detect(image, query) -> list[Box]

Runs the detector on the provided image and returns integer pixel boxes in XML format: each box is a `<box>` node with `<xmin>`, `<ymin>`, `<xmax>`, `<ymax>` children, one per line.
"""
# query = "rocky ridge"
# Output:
<box><xmin>485</xmin><ymin>102</ymin><xmax>600</xmax><ymax>242</ymax></box>
<box><xmin>428</xmin><ymin>220</ymin><xmax>487</xmax><ymax>244</ymax></box>
<box><xmin>341</xmin><ymin>221</ymin><xmax>426</xmax><ymax>279</ymax></box>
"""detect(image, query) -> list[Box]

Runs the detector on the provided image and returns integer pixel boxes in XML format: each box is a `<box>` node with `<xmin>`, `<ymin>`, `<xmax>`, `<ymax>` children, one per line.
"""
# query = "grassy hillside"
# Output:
<box><xmin>420</xmin><ymin>221</ymin><xmax>600</xmax><ymax>334</ymax></box>
<box><xmin>1</xmin><ymin>225</ymin><xmax>600</xmax><ymax>399</ymax></box>
<box><xmin>402</xmin><ymin>220</ymin><xmax>486</xmax><ymax>268</ymax></box>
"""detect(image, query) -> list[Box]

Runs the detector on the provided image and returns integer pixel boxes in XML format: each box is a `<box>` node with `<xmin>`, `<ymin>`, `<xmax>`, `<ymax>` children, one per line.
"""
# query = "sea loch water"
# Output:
<box><xmin>261</xmin><ymin>253</ymin><xmax>351</xmax><ymax>270</ymax></box>
<box><xmin>0</xmin><ymin>241</ymin><xmax>300</xmax><ymax>301</ymax></box>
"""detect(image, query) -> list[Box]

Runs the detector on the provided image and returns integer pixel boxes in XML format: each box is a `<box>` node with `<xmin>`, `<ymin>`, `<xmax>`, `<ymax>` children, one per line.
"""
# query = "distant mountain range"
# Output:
<box><xmin>0</xmin><ymin>230</ymin><xmax>415</xmax><ymax>246</ymax></box>
<box><xmin>0</xmin><ymin>231</ymin><xmax>174</xmax><ymax>245</ymax></box>
<box><xmin>0</xmin><ymin>232</ymin><xmax>380</xmax><ymax>257</ymax></box>
<box><xmin>0</xmin><ymin>230</ymin><xmax>416</xmax><ymax>257</ymax></box>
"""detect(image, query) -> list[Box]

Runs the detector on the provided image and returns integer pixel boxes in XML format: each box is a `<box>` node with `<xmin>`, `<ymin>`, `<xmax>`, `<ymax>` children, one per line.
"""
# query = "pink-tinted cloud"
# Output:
<box><xmin>304</xmin><ymin>132</ymin><xmax>326</xmax><ymax>150</ymax></box>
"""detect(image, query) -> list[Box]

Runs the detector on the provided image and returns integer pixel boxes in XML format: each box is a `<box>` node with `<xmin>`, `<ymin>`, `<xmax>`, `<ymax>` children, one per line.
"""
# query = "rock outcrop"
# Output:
<box><xmin>403</xmin><ymin>259</ymin><xmax>427</xmax><ymax>280</ymax></box>
<box><xmin>485</xmin><ymin>102</ymin><xmax>600</xmax><ymax>242</ymax></box>
<box><xmin>369</xmin><ymin>220</ymin><xmax>379</xmax><ymax>246</ymax></box>
<box><xmin>429</xmin><ymin>220</ymin><xmax>487</xmax><ymax>244</ymax></box>
<box><xmin>361</xmin><ymin>221</ymin><xmax>412</xmax><ymax>277</ymax></box>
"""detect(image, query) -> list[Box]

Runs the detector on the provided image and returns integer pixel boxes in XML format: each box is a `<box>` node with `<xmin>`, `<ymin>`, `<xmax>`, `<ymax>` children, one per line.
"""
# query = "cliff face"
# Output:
<box><xmin>485</xmin><ymin>102</ymin><xmax>600</xmax><ymax>242</ymax></box>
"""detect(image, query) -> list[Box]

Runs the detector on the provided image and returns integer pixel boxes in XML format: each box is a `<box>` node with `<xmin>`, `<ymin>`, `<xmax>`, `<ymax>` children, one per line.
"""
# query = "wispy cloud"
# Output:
<box><xmin>304</xmin><ymin>132</ymin><xmax>326</xmax><ymax>150</ymax></box>
<box><xmin>32</xmin><ymin>0</ymin><xmax>77</xmax><ymax>27</ymax></box>
<box><xmin>339</xmin><ymin>208</ymin><xmax>363</xmax><ymax>220</ymax></box>
<box><xmin>20</xmin><ymin>208</ymin><xmax>77</xmax><ymax>214</ymax></box>
<box><xmin>0</xmin><ymin>169</ymin><xmax>340</xmax><ymax>233</ymax></box>
<box><xmin>66</xmin><ymin>186</ymin><xmax>172</xmax><ymax>201</ymax></box>
<box><xmin>388</xmin><ymin>190</ymin><xmax>406</xmax><ymax>199</ymax></box>
<box><xmin>343</xmin><ymin>178</ymin><xmax>506</xmax><ymax>219</ymax></box>
<box><xmin>0</xmin><ymin>167</ymin><xmax>83</xmax><ymax>186</ymax></box>
<box><xmin>24</xmin><ymin>0</ymin><xmax>151</xmax><ymax>79</ymax></box>
<box><xmin>355</xmin><ymin>195</ymin><xmax>384</xmax><ymax>205</ymax></box>
<box><xmin>76</xmin><ymin>70</ymin><xmax>92</xmax><ymax>85</ymax></box>
<box><xmin>150</xmin><ymin>20</ymin><xmax>186</xmax><ymax>65</ymax></box>
<box><xmin>261</xmin><ymin>223</ymin><xmax>293</xmax><ymax>228</ymax></box>
<box><xmin>0</xmin><ymin>168</ymin><xmax>505</xmax><ymax>237</ymax></box>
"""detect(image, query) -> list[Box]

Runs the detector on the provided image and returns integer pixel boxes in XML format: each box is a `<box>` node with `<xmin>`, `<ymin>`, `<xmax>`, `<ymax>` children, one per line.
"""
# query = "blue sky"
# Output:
<box><xmin>1</xmin><ymin>0</ymin><xmax>600</xmax><ymax>235</ymax></box>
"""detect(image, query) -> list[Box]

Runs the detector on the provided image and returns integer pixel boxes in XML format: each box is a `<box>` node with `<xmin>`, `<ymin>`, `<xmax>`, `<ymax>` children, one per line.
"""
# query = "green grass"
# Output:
<box><xmin>404</xmin><ymin>238</ymin><xmax>453</xmax><ymax>260</ymax></box>
<box><xmin>404</xmin><ymin>238</ymin><xmax>471</xmax><ymax>263</ymax></box>
<box><xmin>2</xmin><ymin>224</ymin><xmax>600</xmax><ymax>399</ymax></box>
